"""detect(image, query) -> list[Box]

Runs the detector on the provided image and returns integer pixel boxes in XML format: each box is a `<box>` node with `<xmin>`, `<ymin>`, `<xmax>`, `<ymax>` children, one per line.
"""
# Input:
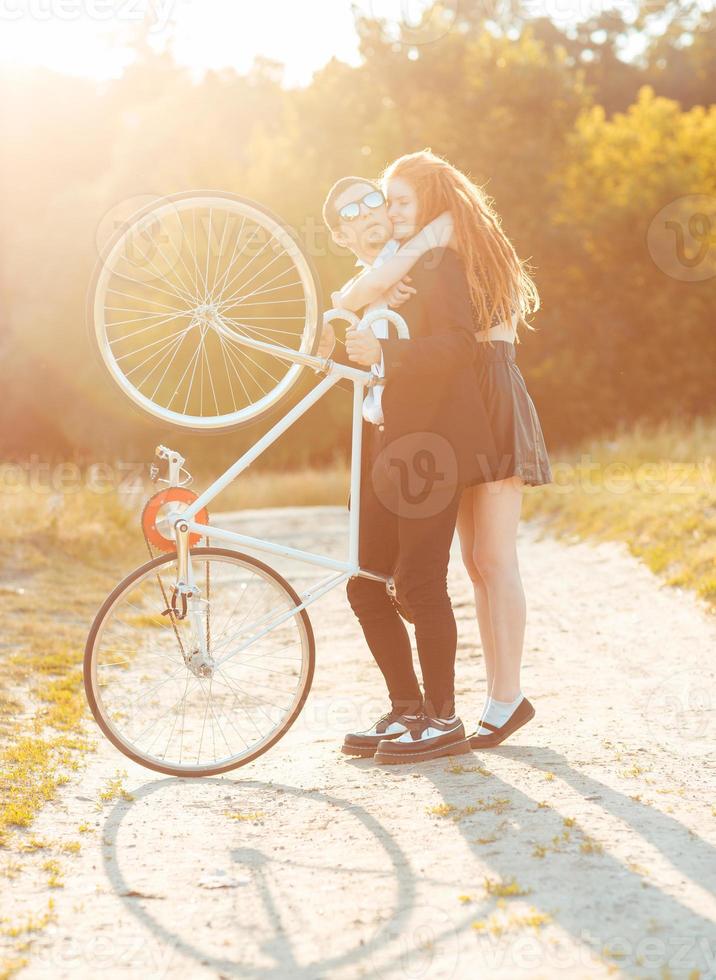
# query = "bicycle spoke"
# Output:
<box><xmin>216</xmin><ymin>330</ymin><xmax>251</xmax><ymax>406</ymax></box>
<box><xmin>107</xmin><ymin>285</ymin><xmax>189</xmax><ymax>314</ymax></box>
<box><xmin>123</xmin><ymin>323</ymin><xmax>195</xmax><ymax>380</ymax></box>
<box><xmin>220</xmin><ymin>265</ymin><xmax>303</xmax><ymax>310</ymax></box>
<box><xmin>218</xmin><ymin>247</ymin><xmax>291</xmax><ymax>311</ymax></box>
<box><xmin>115</xmin><ymin>321</ymin><xmax>194</xmax><ymax>363</ymax></box>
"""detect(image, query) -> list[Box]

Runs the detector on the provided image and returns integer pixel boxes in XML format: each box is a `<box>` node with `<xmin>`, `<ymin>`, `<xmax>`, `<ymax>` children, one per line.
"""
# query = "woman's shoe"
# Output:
<box><xmin>468</xmin><ymin>697</ymin><xmax>535</xmax><ymax>748</ymax></box>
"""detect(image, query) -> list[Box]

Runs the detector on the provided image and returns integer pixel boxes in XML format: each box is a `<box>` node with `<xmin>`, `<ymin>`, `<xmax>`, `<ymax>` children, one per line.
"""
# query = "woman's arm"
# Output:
<box><xmin>335</xmin><ymin>211</ymin><xmax>455</xmax><ymax>312</ymax></box>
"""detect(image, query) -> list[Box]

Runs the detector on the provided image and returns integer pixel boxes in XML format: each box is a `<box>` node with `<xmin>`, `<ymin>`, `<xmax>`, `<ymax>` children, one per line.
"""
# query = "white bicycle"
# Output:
<box><xmin>84</xmin><ymin>190</ymin><xmax>409</xmax><ymax>777</ymax></box>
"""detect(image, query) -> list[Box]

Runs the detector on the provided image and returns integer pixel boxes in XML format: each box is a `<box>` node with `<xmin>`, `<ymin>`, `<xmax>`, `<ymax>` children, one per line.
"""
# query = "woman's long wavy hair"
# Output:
<box><xmin>381</xmin><ymin>149</ymin><xmax>540</xmax><ymax>343</ymax></box>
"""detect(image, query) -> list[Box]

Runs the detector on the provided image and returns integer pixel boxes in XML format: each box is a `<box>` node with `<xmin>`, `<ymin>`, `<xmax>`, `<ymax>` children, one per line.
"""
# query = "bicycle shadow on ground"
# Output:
<box><xmin>360</xmin><ymin>741</ymin><xmax>716</xmax><ymax>978</ymax></box>
<box><xmin>99</xmin><ymin>775</ymin><xmax>426</xmax><ymax>979</ymax></box>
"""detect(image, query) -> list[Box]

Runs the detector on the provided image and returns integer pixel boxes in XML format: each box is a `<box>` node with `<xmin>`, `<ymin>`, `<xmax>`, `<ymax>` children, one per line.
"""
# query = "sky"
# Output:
<box><xmin>0</xmin><ymin>0</ymin><xmax>658</xmax><ymax>84</ymax></box>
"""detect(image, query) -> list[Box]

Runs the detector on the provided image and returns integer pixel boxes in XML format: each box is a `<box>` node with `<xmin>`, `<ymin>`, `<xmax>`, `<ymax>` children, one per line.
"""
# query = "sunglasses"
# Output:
<box><xmin>337</xmin><ymin>189</ymin><xmax>386</xmax><ymax>223</ymax></box>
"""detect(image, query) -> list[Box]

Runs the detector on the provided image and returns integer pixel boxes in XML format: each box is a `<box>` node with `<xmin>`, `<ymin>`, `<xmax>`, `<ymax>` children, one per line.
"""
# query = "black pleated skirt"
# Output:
<box><xmin>469</xmin><ymin>340</ymin><xmax>553</xmax><ymax>487</ymax></box>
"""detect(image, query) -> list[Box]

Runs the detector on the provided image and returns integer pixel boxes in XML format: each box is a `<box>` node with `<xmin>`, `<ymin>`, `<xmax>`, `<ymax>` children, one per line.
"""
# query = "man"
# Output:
<box><xmin>320</xmin><ymin>176</ymin><xmax>498</xmax><ymax>764</ymax></box>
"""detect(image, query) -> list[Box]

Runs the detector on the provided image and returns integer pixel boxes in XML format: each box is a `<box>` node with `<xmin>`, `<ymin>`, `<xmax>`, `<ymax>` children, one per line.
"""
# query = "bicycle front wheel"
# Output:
<box><xmin>84</xmin><ymin>548</ymin><xmax>315</xmax><ymax>776</ymax></box>
<box><xmin>91</xmin><ymin>191</ymin><xmax>322</xmax><ymax>431</ymax></box>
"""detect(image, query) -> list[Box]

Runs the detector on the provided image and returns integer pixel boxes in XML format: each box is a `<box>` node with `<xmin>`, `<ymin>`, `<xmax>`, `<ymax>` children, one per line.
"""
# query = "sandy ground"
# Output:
<box><xmin>3</xmin><ymin>506</ymin><xmax>716</xmax><ymax>980</ymax></box>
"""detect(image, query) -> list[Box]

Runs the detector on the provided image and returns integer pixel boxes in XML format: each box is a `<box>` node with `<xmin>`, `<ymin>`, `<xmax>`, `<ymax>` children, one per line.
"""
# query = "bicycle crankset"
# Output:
<box><xmin>141</xmin><ymin>487</ymin><xmax>210</xmax><ymax>552</ymax></box>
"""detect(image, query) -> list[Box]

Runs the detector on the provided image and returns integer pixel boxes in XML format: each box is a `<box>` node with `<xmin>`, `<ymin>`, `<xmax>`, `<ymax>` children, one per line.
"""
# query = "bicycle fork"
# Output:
<box><xmin>166</xmin><ymin>518</ymin><xmax>214</xmax><ymax>679</ymax></box>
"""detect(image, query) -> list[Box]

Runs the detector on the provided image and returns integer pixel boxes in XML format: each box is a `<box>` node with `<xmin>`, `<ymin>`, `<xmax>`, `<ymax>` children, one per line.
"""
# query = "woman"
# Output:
<box><xmin>334</xmin><ymin>149</ymin><xmax>552</xmax><ymax>747</ymax></box>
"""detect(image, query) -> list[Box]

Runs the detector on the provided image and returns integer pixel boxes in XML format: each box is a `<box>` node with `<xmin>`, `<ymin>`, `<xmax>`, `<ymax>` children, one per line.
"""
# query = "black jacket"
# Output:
<box><xmin>374</xmin><ymin>247</ymin><xmax>499</xmax><ymax>486</ymax></box>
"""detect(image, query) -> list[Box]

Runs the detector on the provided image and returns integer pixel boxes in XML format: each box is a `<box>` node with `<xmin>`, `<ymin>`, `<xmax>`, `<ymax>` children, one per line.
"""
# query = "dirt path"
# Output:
<box><xmin>5</xmin><ymin>507</ymin><xmax>716</xmax><ymax>980</ymax></box>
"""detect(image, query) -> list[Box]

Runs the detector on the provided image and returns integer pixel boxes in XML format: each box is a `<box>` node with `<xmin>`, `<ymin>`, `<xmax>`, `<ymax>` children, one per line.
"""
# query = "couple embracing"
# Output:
<box><xmin>318</xmin><ymin>149</ymin><xmax>552</xmax><ymax>765</ymax></box>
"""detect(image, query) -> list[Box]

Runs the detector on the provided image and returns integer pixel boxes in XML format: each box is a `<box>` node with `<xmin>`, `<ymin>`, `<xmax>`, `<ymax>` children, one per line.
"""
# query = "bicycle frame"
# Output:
<box><xmin>166</xmin><ymin>307</ymin><xmax>409</xmax><ymax>627</ymax></box>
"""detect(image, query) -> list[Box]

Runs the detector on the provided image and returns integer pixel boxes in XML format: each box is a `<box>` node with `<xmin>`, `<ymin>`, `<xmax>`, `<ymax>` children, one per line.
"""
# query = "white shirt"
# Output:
<box><xmin>351</xmin><ymin>238</ymin><xmax>400</xmax><ymax>425</ymax></box>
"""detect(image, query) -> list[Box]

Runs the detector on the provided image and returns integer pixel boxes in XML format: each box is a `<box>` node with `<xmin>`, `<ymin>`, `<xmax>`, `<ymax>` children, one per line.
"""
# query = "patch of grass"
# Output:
<box><xmin>619</xmin><ymin>763</ymin><xmax>645</xmax><ymax>778</ymax></box>
<box><xmin>0</xmin><ymin>898</ymin><xmax>56</xmax><ymax>938</ymax></box>
<box><xmin>96</xmin><ymin>770</ymin><xmax>134</xmax><ymax>808</ymax></box>
<box><xmin>40</xmin><ymin>858</ymin><xmax>63</xmax><ymax>888</ymax></box>
<box><xmin>522</xmin><ymin>415</ymin><xmax>716</xmax><ymax>612</ymax></box>
<box><xmin>472</xmin><ymin>902</ymin><xmax>551</xmax><ymax>936</ymax></box>
<box><xmin>0</xmin><ymin>481</ymin><xmax>145</xmax><ymax>970</ymax></box>
<box><xmin>484</xmin><ymin>876</ymin><xmax>531</xmax><ymax>897</ymax></box>
<box><xmin>17</xmin><ymin>837</ymin><xmax>50</xmax><ymax>852</ymax></box>
<box><xmin>426</xmin><ymin>798</ymin><xmax>511</xmax><ymax>822</ymax></box>
<box><xmin>0</xmin><ymin>736</ymin><xmax>60</xmax><ymax>839</ymax></box>
<box><xmin>225</xmin><ymin>810</ymin><xmax>265</xmax><ymax>822</ymax></box>
<box><xmin>473</xmin><ymin>797</ymin><xmax>512</xmax><ymax>815</ymax></box>
<box><xmin>426</xmin><ymin>803</ymin><xmax>456</xmax><ymax>818</ymax></box>
<box><xmin>531</xmin><ymin>813</ymin><xmax>605</xmax><ymax>859</ymax></box>
<box><xmin>445</xmin><ymin>763</ymin><xmax>491</xmax><ymax>776</ymax></box>
<box><xmin>0</xmin><ymin>859</ymin><xmax>22</xmax><ymax>880</ymax></box>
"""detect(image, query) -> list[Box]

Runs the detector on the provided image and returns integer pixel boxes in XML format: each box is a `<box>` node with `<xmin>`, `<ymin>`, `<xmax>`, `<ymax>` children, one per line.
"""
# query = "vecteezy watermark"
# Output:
<box><xmin>94</xmin><ymin>192</ymin><xmax>348</xmax><ymax>311</ymax></box>
<box><xmin>93</xmin><ymin>187</ymin><xmax>459</xmax><ymax>298</ymax></box>
<box><xmin>468</xmin><ymin>929</ymin><xmax>716</xmax><ymax>975</ymax></box>
<box><xmin>0</xmin><ymin>457</ymin><xmax>146</xmax><ymax>495</ymax></box>
<box><xmin>524</xmin><ymin>455</ymin><xmax>713</xmax><ymax>497</ymax></box>
<box><xmin>365</xmin><ymin>0</ymin><xmax>460</xmax><ymax>46</ymax></box>
<box><xmin>371</xmin><ymin>432</ymin><xmax>460</xmax><ymax>519</ymax></box>
<box><xmin>370</xmin><ymin>904</ymin><xmax>461</xmax><ymax>979</ymax></box>
<box><xmin>644</xmin><ymin>667</ymin><xmax>714</xmax><ymax>759</ymax></box>
<box><xmin>520</xmin><ymin>0</ymin><xmax>638</xmax><ymax>25</ymax></box>
<box><xmin>95</xmin><ymin>193</ymin><xmax>186</xmax><ymax>285</ymax></box>
<box><xmin>0</xmin><ymin>0</ymin><xmax>177</xmax><ymax>32</ymax></box>
<box><xmin>647</xmin><ymin>194</ymin><xmax>716</xmax><ymax>282</ymax></box>
<box><xmin>26</xmin><ymin>930</ymin><xmax>178</xmax><ymax>975</ymax></box>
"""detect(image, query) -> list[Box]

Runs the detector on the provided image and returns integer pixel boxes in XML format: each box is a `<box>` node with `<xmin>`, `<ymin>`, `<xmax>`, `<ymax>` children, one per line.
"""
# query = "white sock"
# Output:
<box><xmin>477</xmin><ymin>693</ymin><xmax>523</xmax><ymax>735</ymax></box>
<box><xmin>478</xmin><ymin>694</ymin><xmax>491</xmax><ymax>726</ymax></box>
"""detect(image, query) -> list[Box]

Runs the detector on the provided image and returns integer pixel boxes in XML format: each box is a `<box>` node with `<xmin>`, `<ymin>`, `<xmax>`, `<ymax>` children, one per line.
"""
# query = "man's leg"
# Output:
<box><xmin>395</xmin><ymin>484</ymin><xmax>462</xmax><ymax>720</ymax></box>
<box><xmin>373</xmin><ymin>482</ymin><xmax>471</xmax><ymax>764</ymax></box>
<box><xmin>345</xmin><ymin>425</ymin><xmax>423</xmax><ymax>715</ymax></box>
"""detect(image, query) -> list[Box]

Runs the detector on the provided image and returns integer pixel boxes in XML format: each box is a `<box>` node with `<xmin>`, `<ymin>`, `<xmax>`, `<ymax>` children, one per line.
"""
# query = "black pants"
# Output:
<box><xmin>346</xmin><ymin>423</ymin><xmax>461</xmax><ymax>719</ymax></box>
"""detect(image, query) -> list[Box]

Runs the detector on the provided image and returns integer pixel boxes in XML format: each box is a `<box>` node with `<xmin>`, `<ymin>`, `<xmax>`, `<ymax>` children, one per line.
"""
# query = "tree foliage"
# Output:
<box><xmin>1</xmin><ymin>1</ymin><xmax>714</xmax><ymax>466</ymax></box>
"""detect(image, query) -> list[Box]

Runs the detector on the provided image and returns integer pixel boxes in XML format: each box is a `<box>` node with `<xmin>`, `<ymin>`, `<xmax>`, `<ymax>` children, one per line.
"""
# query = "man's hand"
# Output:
<box><xmin>383</xmin><ymin>276</ymin><xmax>416</xmax><ymax>308</ymax></box>
<box><xmin>317</xmin><ymin>321</ymin><xmax>336</xmax><ymax>359</ymax></box>
<box><xmin>346</xmin><ymin>327</ymin><xmax>382</xmax><ymax>367</ymax></box>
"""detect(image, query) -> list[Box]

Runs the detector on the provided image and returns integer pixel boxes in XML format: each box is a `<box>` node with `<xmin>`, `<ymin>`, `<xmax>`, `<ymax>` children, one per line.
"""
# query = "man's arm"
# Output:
<box><xmin>318</xmin><ymin>270</ymin><xmax>365</xmax><ymax>364</ymax></box>
<box><xmin>378</xmin><ymin>248</ymin><xmax>476</xmax><ymax>378</ymax></box>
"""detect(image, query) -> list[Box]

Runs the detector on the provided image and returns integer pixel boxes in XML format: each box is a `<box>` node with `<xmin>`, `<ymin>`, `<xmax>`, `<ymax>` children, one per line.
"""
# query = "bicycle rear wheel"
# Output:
<box><xmin>91</xmin><ymin>191</ymin><xmax>322</xmax><ymax>431</ymax></box>
<box><xmin>84</xmin><ymin>548</ymin><xmax>315</xmax><ymax>776</ymax></box>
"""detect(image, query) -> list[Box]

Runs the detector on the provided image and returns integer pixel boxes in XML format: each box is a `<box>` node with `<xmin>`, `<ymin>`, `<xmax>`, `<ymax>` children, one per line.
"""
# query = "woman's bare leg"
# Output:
<box><xmin>456</xmin><ymin>488</ymin><xmax>496</xmax><ymax>693</ymax></box>
<box><xmin>469</xmin><ymin>476</ymin><xmax>526</xmax><ymax>702</ymax></box>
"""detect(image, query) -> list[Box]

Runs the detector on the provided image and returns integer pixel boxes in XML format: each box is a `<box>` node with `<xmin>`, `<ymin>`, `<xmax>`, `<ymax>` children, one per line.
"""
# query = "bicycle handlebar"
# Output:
<box><xmin>210</xmin><ymin>306</ymin><xmax>409</xmax><ymax>385</ymax></box>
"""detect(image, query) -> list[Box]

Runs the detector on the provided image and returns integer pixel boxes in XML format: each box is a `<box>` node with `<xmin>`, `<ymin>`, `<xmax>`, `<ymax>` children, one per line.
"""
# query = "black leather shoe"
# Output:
<box><xmin>468</xmin><ymin>697</ymin><xmax>535</xmax><ymax>748</ymax></box>
<box><xmin>374</xmin><ymin>714</ymin><xmax>471</xmax><ymax>765</ymax></box>
<box><xmin>341</xmin><ymin>708</ymin><xmax>422</xmax><ymax>758</ymax></box>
